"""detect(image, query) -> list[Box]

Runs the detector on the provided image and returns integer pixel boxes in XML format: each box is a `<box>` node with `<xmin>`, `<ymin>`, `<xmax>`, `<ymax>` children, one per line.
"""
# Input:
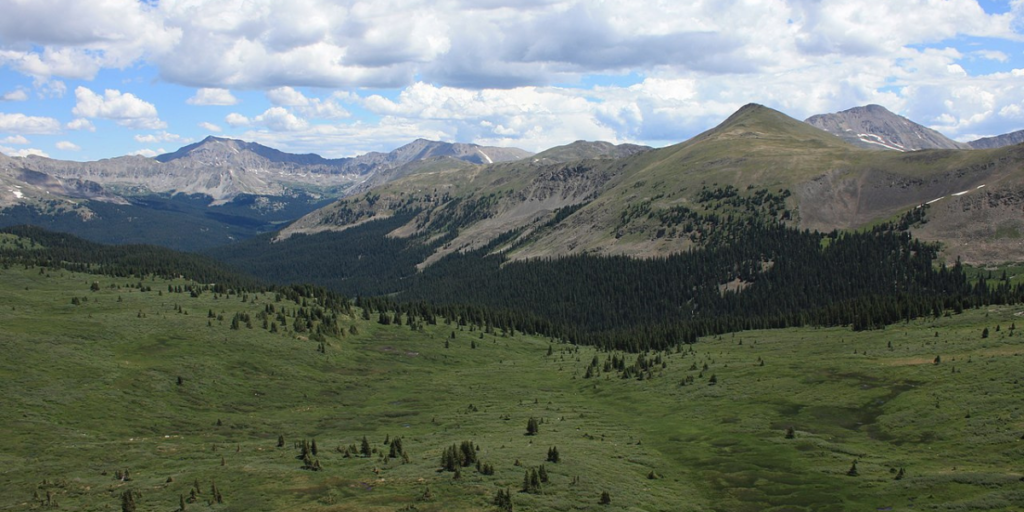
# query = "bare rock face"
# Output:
<box><xmin>806</xmin><ymin>104</ymin><xmax>971</xmax><ymax>151</ymax></box>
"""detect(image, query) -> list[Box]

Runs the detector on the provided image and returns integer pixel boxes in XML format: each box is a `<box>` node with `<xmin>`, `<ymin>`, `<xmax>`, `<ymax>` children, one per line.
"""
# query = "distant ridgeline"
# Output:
<box><xmin>204</xmin><ymin>204</ymin><xmax>1024</xmax><ymax>352</ymax></box>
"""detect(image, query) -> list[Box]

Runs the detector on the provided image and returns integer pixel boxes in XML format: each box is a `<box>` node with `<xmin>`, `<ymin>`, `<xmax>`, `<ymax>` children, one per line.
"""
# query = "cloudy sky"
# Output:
<box><xmin>0</xmin><ymin>0</ymin><xmax>1022</xmax><ymax>160</ymax></box>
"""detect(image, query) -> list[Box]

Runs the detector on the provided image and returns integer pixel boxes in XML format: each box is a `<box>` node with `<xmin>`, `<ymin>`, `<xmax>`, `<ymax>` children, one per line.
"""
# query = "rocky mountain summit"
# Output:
<box><xmin>805</xmin><ymin>104</ymin><xmax>971</xmax><ymax>151</ymax></box>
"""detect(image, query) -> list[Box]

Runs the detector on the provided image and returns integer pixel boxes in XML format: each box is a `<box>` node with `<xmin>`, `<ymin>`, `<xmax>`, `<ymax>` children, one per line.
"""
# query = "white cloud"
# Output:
<box><xmin>0</xmin><ymin>1</ymin><xmax>1021</xmax><ymax>150</ymax></box>
<box><xmin>267</xmin><ymin>88</ymin><xmax>351</xmax><ymax>119</ymax></box>
<box><xmin>134</xmin><ymin>131</ymin><xmax>188</xmax><ymax>144</ymax></box>
<box><xmin>72</xmin><ymin>86</ymin><xmax>166</xmax><ymax>130</ymax></box>
<box><xmin>129</xmin><ymin>148</ymin><xmax>165</xmax><ymax>158</ymax></box>
<box><xmin>55</xmin><ymin>140</ymin><xmax>80</xmax><ymax>151</ymax></box>
<box><xmin>226</xmin><ymin>107</ymin><xmax>310</xmax><ymax>132</ymax></box>
<box><xmin>267</xmin><ymin>86</ymin><xmax>308</xmax><ymax>107</ymax></box>
<box><xmin>198</xmin><ymin>121</ymin><xmax>222</xmax><ymax>132</ymax></box>
<box><xmin>66</xmin><ymin>118</ymin><xmax>95</xmax><ymax>131</ymax></box>
<box><xmin>0</xmin><ymin>0</ymin><xmax>1016</xmax><ymax>91</ymax></box>
<box><xmin>0</xmin><ymin>47</ymin><xmax>101</xmax><ymax>80</ymax></box>
<box><xmin>0</xmin><ymin>112</ymin><xmax>62</xmax><ymax>134</ymax></box>
<box><xmin>225</xmin><ymin>113</ymin><xmax>250</xmax><ymax>127</ymax></box>
<box><xmin>972</xmin><ymin>50</ymin><xmax>1009</xmax><ymax>62</ymax></box>
<box><xmin>253</xmin><ymin>107</ymin><xmax>308</xmax><ymax>131</ymax></box>
<box><xmin>1</xmin><ymin>135</ymin><xmax>28</xmax><ymax>144</ymax></box>
<box><xmin>1</xmin><ymin>88</ymin><xmax>27</xmax><ymax>101</ymax></box>
<box><xmin>187</xmin><ymin>88</ymin><xmax>238</xmax><ymax>106</ymax></box>
<box><xmin>34</xmin><ymin>78</ymin><xmax>66</xmax><ymax>98</ymax></box>
<box><xmin>0</xmin><ymin>145</ymin><xmax>48</xmax><ymax>157</ymax></box>
<box><xmin>0</xmin><ymin>0</ymin><xmax>176</xmax><ymax>80</ymax></box>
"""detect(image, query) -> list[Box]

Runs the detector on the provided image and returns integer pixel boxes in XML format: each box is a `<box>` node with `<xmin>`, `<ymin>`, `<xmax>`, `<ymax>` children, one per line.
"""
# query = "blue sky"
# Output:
<box><xmin>0</xmin><ymin>0</ymin><xmax>1022</xmax><ymax>161</ymax></box>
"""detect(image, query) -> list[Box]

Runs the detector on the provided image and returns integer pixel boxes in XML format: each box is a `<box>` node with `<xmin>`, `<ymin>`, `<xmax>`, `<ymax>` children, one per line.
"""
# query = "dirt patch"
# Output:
<box><xmin>885</xmin><ymin>357</ymin><xmax>938</xmax><ymax>366</ymax></box>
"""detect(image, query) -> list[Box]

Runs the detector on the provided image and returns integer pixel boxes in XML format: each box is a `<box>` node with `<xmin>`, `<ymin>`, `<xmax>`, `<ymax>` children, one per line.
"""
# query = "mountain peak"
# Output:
<box><xmin>155</xmin><ymin>137</ymin><xmax>335</xmax><ymax>165</ymax></box>
<box><xmin>689</xmin><ymin>103</ymin><xmax>847</xmax><ymax>149</ymax></box>
<box><xmin>806</xmin><ymin>105</ymin><xmax>970</xmax><ymax>151</ymax></box>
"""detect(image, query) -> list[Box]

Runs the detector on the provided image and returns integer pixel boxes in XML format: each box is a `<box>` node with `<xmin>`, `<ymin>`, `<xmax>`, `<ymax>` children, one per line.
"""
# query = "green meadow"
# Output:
<box><xmin>1</xmin><ymin>265</ymin><xmax>1022</xmax><ymax>511</ymax></box>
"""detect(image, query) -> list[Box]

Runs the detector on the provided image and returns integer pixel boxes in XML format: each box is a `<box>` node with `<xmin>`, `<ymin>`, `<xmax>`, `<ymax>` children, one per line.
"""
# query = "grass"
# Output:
<box><xmin>1</xmin><ymin>265</ymin><xmax>1024</xmax><ymax>511</ymax></box>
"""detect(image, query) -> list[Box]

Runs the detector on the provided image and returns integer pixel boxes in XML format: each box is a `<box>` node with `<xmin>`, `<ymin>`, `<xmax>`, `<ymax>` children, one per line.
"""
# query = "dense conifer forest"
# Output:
<box><xmin>8</xmin><ymin>197</ymin><xmax>1024</xmax><ymax>354</ymax></box>
<box><xmin>201</xmin><ymin>203</ymin><xmax>1024</xmax><ymax>352</ymax></box>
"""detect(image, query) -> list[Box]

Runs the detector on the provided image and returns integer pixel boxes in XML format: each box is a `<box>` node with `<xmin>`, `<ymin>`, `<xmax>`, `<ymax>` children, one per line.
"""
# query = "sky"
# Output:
<box><xmin>0</xmin><ymin>0</ymin><xmax>1022</xmax><ymax>161</ymax></box>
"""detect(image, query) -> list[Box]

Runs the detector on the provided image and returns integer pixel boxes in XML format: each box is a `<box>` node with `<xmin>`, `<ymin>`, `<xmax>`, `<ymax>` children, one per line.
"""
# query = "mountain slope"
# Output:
<box><xmin>0</xmin><ymin>137</ymin><xmax>530</xmax><ymax>249</ymax></box>
<box><xmin>530</xmin><ymin>140</ymin><xmax>651</xmax><ymax>164</ymax></box>
<box><xmin>283</xmin><ymin>104</ymin><xmax>1024</xmax><ymax>265</ymax></box>
<box><xmin>3</xmin><ymin>137</ymin><xmax>532</xmax><ymax>204</ymax></box>
<box><xmin>969</xmin><ymin>129</ymin><xmax>1024</xmax><ymax>149</ymax></box>
<box><xmin>806</xmin><ymin>104</ymin><xmax>971</xmax><ymax>151</ymax></box>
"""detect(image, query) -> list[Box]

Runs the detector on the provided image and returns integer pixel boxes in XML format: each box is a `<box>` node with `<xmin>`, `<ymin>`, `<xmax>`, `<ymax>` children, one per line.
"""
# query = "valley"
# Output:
<box><xmin>1</xmin><ymin>262</ymin><xmax>1022</xmax><ymax>511</ymax></box>
<box><xmin>2</xmin><ymin>102</ymin><xmax>1024</xmax><ymax>511</ymax></box>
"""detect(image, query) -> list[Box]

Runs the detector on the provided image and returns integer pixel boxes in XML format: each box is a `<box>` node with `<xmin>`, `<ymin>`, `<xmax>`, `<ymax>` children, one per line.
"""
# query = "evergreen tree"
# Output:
<box><xmin>120</xmin><ymin>490</ymin><xmax>136</xmax><ymax>512</ymax></box>
<box><xmin>547</xmin><ymin>446</ymin><xmax>560</xmax><ymax>463</ymax></box>
<box><xmin>600</xmin><ymin>491</ymin><xmax>611</xmax><ymax>505</ymax></box>
<box><xmin>526</xmin><ymin>417</ymin><xmax>539</xmax><ymax>436</ymax></box>
<box><xmin>361</xmin><ymin>436</ymin><xmax>372</xmax><ymax>458</ymax></box>
<box><xmin>493</xmin><ymin>488</ymin><xmax>513</xmax><ymax>511</ymax></box>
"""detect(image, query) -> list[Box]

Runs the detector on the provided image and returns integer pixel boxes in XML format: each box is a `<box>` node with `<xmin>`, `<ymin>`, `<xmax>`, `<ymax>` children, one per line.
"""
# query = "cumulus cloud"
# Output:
<box><xmin>55</xmin><ymin>140</ymin><xmax>80</xmax><ymax>151</ymax></box>
<box><xmin>1</xmin><ymin>88</ymin><xmax>28</xmax><ymax>101</ymax></box>
<box><xmin>0</xmin><ymin>112</ymin><xmax>62</xmax><ymax>134</ymax></box>
<box><xmin>134</xmin><ymin>131</ymin><xmax>189</xmax><ymax>144</ymax></box>
<box><xmin>971</xmin><ymin>50</ymin><xmax>1009</xmax><ymax>62</ymax></box>
<box><xmin>66</xmin><ymin>118</ymin><xmax>95</xmax><ymax>131</ymax></box>
<box><xmin>72</xmin><ymin>86</ymin><xmax>166</xmax><ymax>130</ymax></box>
<box><xmin>266</xmin><ymin>87</ymin><xmax>309</xmax><ymax>107</ymax></box>
<box><xmin>1</xmin><ymin>135</ymin><xmax>28</xmax><ymax>144</ymax></box>
<box><xmin>225</xmin><ymin>106</ymin><xmax>310</xmax><ymax>131</ymax></box>
<box><xmin>129</xmin><ymin>148</ymin><xmax>165</xmax><ymax>158</ymax></box>
<box><xmin>0</xmin><ymin>1</ymin><xmax>1022</xmax><ymax>149</ymax></box>
<box><xmin>198</xmin><ymin>121</ymin><xmax>222</xmax><ymax>132</ymax></box>
<box><xmin>0</xmin><ymin>145</ymin><xmax>48</xmax><ymax>157</ymax></box>
<box><xmin>267</xmin><ymin>88</ymin><xmax>351</xmax><ymax>119</ymax></box>
<box><xmin>224</xmin><ymin>113</ymin><xmax>250</xmax><ymax>127</ymax></box>
<box><xmin>0</xmin><ymin>1</ymin><xmax>1018</xmax><ymax>89</ymax></box>
<box><xmin>187</xmin><ymin>88</ymin><xmax>238</xmax><ymax>106</ymax></box>
<box><xmin>253</xmin><ymin>107</ymin><xmax>308</xmax><ymax>131</ymax></box>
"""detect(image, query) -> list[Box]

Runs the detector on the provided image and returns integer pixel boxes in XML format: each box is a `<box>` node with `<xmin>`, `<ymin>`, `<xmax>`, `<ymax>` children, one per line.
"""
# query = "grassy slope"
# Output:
<box><xmin>2</xmin><ymin>264</ymin><xmax>1023</xmax><ymax>511</ymax></box>
<box><xmin>281</xmin><ymin>105</ymin><xmax>1024</xmax><ymax>265</ymax></box>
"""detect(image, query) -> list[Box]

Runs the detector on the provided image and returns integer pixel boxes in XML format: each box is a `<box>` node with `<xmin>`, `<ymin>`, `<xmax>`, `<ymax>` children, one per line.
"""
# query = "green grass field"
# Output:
<box><xmin>1</xmin><ymin>265</ymin><xmax>1023</xmax><ymax>511</ymax></box>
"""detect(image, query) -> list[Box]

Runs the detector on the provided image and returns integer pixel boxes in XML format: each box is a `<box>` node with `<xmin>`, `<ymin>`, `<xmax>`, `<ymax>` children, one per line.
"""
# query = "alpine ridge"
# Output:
<box><xmin>282</xmin><ymin>103</ymin><xmax>1024</xmax><ymax>265</ymax></box>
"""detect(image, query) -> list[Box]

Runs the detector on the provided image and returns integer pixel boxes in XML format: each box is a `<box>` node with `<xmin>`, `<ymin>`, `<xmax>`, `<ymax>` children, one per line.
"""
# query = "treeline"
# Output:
<box><xmin>204</xmin><ymin>212</ymin><xmax>447</xmax><ymax>297</ymax></box>
<box><xmin>202</xmin><ymin>210</ymin><xmax>1024</xmax><ymax>352</ymax></box>
<box><xmin>0</xmin><ymin>225</ymin><xmax>352</xmax><ymax>315</ymax></box>
<box><xmin>0</xmin><ymin>225</ymin><xmax>260</xmax><ymax>289</ymax></box>
<box><xmin>394</xmin><ymin>220</ymin><xmax>1023</xmax><ymax>350</ymax></box>
<box><xmin>10</xmin><ymin>210</ymin><xmax>1024</xmax><ymax>353</ymax></box>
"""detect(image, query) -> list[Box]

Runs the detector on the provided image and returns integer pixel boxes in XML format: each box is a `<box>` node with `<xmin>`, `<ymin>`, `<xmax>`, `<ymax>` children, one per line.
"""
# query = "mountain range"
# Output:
<box><xmin>1</xmin><ymin>104</ymin><xmax>1023</xmax><ymax>262</ymax></box>
<box><xmin>281</xmin><ymin>104</ymin><xmax>1024</xmax><ymax>266</ymax></box>
<box><xmin>0</xmin><ymin>137</ymin><xmax>532</xmax><ymax>249</ymax></box>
